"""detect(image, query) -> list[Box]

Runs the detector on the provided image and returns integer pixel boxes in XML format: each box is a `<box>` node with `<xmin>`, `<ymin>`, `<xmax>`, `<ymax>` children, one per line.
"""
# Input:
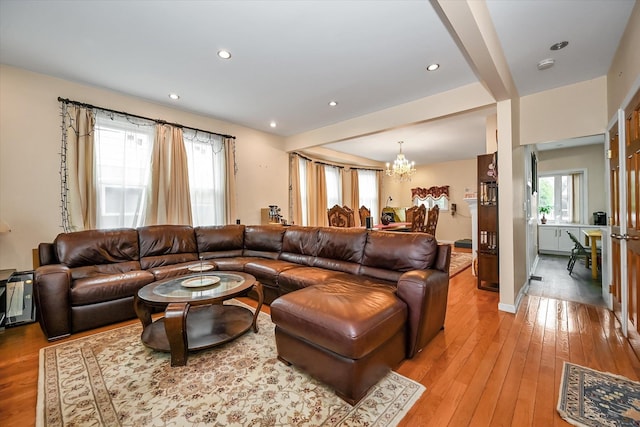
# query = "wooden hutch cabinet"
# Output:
<box><xmin>477</xmin><ymin>152</ymin><xmax>499</xmax><ymax>291</ymax></box>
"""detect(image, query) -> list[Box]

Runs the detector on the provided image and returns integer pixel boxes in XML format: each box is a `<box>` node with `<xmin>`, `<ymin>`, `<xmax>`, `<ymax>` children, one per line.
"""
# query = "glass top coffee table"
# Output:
<box><xmin>134</xmin><ymin>271</ymin><xmax>263</xmax><ymax>366</ymax></box>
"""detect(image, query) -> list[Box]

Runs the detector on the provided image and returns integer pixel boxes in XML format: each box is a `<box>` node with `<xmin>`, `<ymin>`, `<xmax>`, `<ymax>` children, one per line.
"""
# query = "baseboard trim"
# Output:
<box><xmin>498</xmin><ymin>279</ymin><xmax>529</xmax><ymax>314</ymax></box>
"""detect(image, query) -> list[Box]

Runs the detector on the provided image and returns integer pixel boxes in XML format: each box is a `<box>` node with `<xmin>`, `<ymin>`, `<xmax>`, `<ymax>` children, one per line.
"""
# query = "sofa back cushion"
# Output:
<box><xmin>360</xmin><ymin>231</ymin><xmax>438</xmax><ymax>280</ymax></box>
<box><xmin>55</xmin><ymin>228</ymin><xmax>140</xmax><ymax>268</ymax></box>
<box><xmin>138</xmin><ymin>225</ymin><xmax>198</xmax><ymax>269</ymax></box>
<box><xmin>195</xmin><ymin>225</ymin><xmax>245</xmax><ymax>259</ymax></box>
<box><xmin>313</xmin><ymin>227</ymin><xmax>367</xmax><ymax>274</ymax></box>
<box><xmin>279</xmin><ymin>226</ymin><xmax>320</xmax><ymax>266</ymax></box>
<box><xmin>243</xmin><ymin>225</ymin><xmax>286</xmax><ymax>259</ymax></box>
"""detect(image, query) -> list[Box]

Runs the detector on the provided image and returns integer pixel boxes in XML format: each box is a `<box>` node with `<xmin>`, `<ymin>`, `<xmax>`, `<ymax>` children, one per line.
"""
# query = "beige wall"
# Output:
<box><xmin>380</xmin><ymin>158</ymin><xmax>476</xmax><ymax>244</ymax></box>
<box><xmin>0</xmin><ymin>65</ymin><xmax>288</xmax><ymax>271</ymax></box>
<box><xmin>520</xmin><ymin>77</ymin><xmax>608</xmax><ymax>146</ymax></box>
<box><xmin>285</xmin><ymin>82</ymin><xmax>495</xmax><ymax>150</ymax></box>
<box><xmin>607</xmin><ymin>1</ymin><xmax>640</xmax><ymax>117</ymax></box>
<box><xmin>536</xmin><ymin>143</ymin><xmax>607</xmax><ymax>222</ymax></box>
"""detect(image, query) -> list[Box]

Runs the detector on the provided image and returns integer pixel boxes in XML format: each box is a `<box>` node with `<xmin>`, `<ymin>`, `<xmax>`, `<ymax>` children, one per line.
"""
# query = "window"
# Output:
<box><xmin>357</xmin><ymin>169</ymin><xmax>379</xmax><ymax>223</ymax></box>
<box><xmin>95</xmin><ymin>113</ymin><xmax>154</xmax><ymax>229</ymax></box>
<box><xmin>414</xmin><ymin>195</ymin><xmax>448</xmax><ymax>211</ymax></box>
<box><xmin>183</xmin><ymin>130</ymin><xmax>226</xmax><ymax>226</ymax></box>
<box><xmin>538</xmin><ymin>171</ymin><xmax>584</xmax><ymax>223</ymax></box>
<box><xmin>324</xmin><ymin>165</ymin><xmax>342</xmax><ymax>208</ymax></box>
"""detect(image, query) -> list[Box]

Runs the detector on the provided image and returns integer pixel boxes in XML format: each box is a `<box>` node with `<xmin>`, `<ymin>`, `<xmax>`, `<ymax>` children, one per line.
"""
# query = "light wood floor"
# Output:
<box><xmin>1</xmin><ymin>264</ymin><xmax>639</xmax><ymax>426</ymax></box>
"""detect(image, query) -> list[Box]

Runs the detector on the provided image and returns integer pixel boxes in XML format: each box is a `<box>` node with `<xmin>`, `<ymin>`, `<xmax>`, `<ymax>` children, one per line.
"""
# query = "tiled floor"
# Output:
<box><xmin>528</xmin><ymin>253</ymin><xmax>605</xmax><ymax>307</ymax></box>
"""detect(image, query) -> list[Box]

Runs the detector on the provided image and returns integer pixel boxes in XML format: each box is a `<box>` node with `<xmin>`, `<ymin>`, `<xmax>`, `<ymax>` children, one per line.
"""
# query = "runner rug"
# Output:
<box><xmin>37</xmin><ymin>301</ymin><xmax>425</xmax><ymax>426</ymax></box>
<box><xmin>557</xmin><ymin>362</ymin><xmax>640</xmax><ymax>427</ymax></box>
<box><xmin>449</xmin><ymin>251</ymin><xmax>473</xmax><ymax>277</ymax></box>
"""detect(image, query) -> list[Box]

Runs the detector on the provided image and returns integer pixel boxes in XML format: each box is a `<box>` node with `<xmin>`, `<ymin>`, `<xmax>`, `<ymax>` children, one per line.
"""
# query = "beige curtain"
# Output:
<box><xmin>146</xmin><ymin>125</ymin><xmax>192</xmax><ymax>225</ymax></box>
<box><xmin>224</xmin><ymin>137</ymin><xmax>237</xmax><ymax>224</ymax></box>
<box><xmin>376</xmin><ymin>170</ymin><xmax>383</xmax><ymax>223</ymax></box>
<box><xmin>290</xmin><ymin>154</ymin><xmax>303</xmax><ymax>226</ymax></box>
<box><xmin>64</xmin><ymin>104</ymin><xmax>96</xmax><ymax>231</ymax></box>
<box><xmin>316</xmin><ymin>164</ymin><xmax>328</xmax><ymax>226</ymax></box>
<box><xmin>350</xmin><ymin>169</ymin><xmax>360</xmax><ymax>225</ymax></box>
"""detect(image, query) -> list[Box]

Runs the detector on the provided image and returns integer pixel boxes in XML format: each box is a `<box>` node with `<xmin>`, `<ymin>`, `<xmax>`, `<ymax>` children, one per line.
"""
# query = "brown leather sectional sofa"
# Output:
<box><xmin>35</xmin><ymin>224</ymin><xmax>451</xmax><ymax>386</ymax></box>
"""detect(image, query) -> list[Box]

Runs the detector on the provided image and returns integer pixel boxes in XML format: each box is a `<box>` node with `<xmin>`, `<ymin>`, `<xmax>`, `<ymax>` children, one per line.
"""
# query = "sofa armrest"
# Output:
<box><xmin>396</xmin><ymin>268</ymin><xmax>449</xmax><ymax>358</ymax></box>
<box><xmin>34</xmin><ymin>264</ymin><xmax>72</xmax><ymax>340</ymax></box>
<box><xmin>38</xmin><ymin>242</ymin><xmax>58</xmax><ymax>266</ymax></box>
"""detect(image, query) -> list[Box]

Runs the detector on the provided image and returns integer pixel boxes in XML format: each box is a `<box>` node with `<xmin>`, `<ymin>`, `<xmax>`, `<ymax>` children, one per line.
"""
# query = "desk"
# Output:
<box><xmin>582</xmin><ymin>229</ymin><xmax>602</xmax><ymax>280</ymax></box>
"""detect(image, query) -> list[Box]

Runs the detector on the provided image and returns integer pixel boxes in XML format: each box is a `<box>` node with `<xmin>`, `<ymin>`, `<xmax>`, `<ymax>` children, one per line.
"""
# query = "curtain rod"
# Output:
<box><xmin>293</xmin><ymin>152</ymin><xmax>382</xmax><ymax>171</ymax></box>
<box><xmin>58</xmin><ymin>97</ymin><xmax>236</xmax><ymax>140</ymax></box>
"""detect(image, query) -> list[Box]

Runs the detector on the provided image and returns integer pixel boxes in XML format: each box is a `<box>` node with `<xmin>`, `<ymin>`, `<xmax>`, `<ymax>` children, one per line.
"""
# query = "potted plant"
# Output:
<box><xmin>539</xmin><ymin>206</ymin><xmax>551</xmax><ymax>224</ymax></box>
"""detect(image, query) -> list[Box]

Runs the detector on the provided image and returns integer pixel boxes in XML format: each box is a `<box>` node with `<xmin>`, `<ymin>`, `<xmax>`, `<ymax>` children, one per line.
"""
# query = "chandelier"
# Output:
<box><xmin>385</xmin><ymin>141</ymin><xmax>416</xmax><ymax>182</ymax></box>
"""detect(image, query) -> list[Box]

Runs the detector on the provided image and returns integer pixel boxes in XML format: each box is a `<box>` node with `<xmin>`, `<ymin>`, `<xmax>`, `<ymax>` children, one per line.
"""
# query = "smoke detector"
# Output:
<box><xmin>537</xmin><ymin>58</ymin><xmax>555</xmax><ymax>71</ymax></box>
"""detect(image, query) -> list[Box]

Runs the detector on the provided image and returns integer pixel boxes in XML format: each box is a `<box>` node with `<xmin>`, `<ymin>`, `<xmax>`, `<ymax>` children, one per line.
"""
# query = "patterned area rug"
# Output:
<box><xmin>449</xmin><ymin>251</ymin><xmax>473</xmax><ymax>277</ymax></box>
<box><xmin>557</xmin><ymin>362</ymin><xmax>640</xmax><ymax>427</ymax></box>
<box><xmin>37</xmin><ymin>300</ymin><xmax>425</xmax><ymax>426</ymax></box>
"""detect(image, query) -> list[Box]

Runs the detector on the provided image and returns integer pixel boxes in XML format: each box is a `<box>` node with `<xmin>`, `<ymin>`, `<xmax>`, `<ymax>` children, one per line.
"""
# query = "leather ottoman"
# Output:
<box><xmin>270</xmin><ymin>281</ymin><xmax>407</xmax><ymax>404</ymax></box>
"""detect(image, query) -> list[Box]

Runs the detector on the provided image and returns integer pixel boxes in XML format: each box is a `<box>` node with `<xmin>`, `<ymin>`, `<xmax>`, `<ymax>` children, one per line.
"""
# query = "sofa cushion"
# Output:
<box><xmin>195</xmin><ymin>225</ymin><xmax>245</xmax><ymax>259</ymax></box>
<box><xmin>361</xmin><ymin>231</ymin><xmax>437</xmax><ymax>273</ymax></box>
<box><xmin>271</xmin><ymin>282</ymin><xmax>407</xmax><ymax>359</ymax></box>
<box><xmin>138</xmin><ymin>225</ymin><xmax>198</xmax><ymax>269</ymax></box>
<box><xmin>277</xmin><ymin>266</ymin><xmax>346</xmax><ymax>293</ymax></box>
<box><xmin>70</xmin><ymin>270</ymin><xmax>155</xmax><ymax>306</ymax></box>
<box><xmin>146</xmin><ymin>260</ymin><xmax>211</xmax><ymax>281</ymax></box>
<box><xmin>243</xmin><ymin>225</ymin><xmax>286</xmax><ymax>259</ymax></box>
<box><xmin>70</xmin><ymin>261</ymin><xmax>144</xmax><ymax>280</ymax></box>
<box><xmin>313</xmin><ymin>227</ymin><xmax>367</xmax><ymax>274</ymax></box>
<box><xmin>279</xmin><ymin>226</ymin><xmax>320</xmax><ymax>266</ymax></box>
<box><xmin>55</xmin><ymin>228</ymin><xmax>140</xmax><ymax>268</ymax></box>
<box><xmin>244</xmin><ymin>259</ymin><xmax>302</xmax><ymax>287</ymax></box>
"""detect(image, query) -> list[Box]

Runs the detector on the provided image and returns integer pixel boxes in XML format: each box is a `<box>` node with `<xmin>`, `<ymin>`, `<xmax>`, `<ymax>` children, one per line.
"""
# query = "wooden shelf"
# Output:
<box><xmin>477</xmin><ymin>153</ymin><xmax>499</xmax><ymax>292</ymax></box>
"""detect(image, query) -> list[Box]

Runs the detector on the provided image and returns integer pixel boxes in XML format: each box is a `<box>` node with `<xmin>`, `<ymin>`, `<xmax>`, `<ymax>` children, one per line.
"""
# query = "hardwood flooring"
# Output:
<box><xmin>1</xmin><ymin>263</ymin><xmax>638</xmax><ymax>426</ymax></box>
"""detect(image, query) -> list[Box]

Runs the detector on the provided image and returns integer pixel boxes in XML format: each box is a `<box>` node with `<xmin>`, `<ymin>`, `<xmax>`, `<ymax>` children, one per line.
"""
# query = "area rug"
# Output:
<box><xmin>449</xmin><ymin>251</ymin><xmax>473</xmax><ymax>277</ymax></box>
<box><xmin>557</xmin><ymin>362</ymin><xmax>640</xmax><ymax>427</ymax></box>
<box><xmin>37</xmin><ymin>300</ymin><xmax>425</xmax><ymax>426</ymax></box>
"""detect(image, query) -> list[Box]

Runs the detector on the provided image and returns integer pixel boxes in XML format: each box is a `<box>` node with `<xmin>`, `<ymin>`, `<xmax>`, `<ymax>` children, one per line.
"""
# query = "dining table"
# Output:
<box><xmin>582</xmin><ymin>229</ymin><xmax>602</xmax><ymax>280</ymax></box>
<box><xmin>372</xmin><ymin>222</ymin><xmax>411</xmax><ymax>232</ymax></box>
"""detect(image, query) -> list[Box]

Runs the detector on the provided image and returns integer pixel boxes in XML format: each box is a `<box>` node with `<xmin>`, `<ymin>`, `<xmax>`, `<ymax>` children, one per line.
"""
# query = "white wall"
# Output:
<box><xmin>607</xmin><ymin>1</ymin><xmax>640</xmax><ymax>118</ymax></box>
<box><xmin>0</xmin><ymin>65</ymin><xmax>288</xmax><ymax>271</ymax></box>
<box><xmin>520</xmin><ymin>77</ymin><xmax>608</xmax><ymax>146</ymax></box>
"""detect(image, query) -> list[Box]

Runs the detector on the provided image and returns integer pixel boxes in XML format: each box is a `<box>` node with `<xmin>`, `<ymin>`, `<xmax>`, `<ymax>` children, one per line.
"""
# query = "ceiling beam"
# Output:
<box><xmin>431</xmin><ymin>0</ymin><xmax>518</xmax><ymax>101</ymax></box>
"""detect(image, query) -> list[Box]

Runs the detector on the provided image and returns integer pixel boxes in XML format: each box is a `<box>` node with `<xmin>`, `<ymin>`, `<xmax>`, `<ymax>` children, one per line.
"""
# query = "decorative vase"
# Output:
<box><xmin>541</xmin><ymin>214</ymin><xmax>547</xmax><ymax>224</ymax></box>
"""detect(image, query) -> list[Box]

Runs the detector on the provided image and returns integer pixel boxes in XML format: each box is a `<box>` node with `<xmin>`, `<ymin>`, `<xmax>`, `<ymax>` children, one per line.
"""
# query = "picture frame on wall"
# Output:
<box><xmin>531</xmin><ymin>152</ymin><xmax>538</xmax><ymax>194</ymax></box>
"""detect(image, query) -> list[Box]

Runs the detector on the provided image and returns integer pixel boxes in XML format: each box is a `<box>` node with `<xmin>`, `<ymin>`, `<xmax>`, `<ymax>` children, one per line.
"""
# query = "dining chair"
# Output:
<box><xmin>358</xmin><ymin>206</ymin><xmax>371</xmax><ymax>227</ymax></box>
<box><xmin>328</xmin><ymin>204</ymin><xmax>352</xmax><ymax>227</ymax></box>
<box><xmin>343</xmin><ymin>205</ymin><xmax>356</xmax><ymax>227</ymax></box>
<box><xmin>407</xmin><ymin>205</ymin><xmax>426</xmax><ymax>232</ymax></box>
<box><xmin>425</xmin><ymin>205</ymin><xmax>440</xmax><ymax>236</ymax></box>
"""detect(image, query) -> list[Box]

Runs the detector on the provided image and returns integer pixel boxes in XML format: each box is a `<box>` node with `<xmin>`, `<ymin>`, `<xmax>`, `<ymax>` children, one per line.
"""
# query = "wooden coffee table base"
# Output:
<box><xmin>139</xmin><ymin>303</ymin><xmax>258</xmax><ymax>366</ymax></box>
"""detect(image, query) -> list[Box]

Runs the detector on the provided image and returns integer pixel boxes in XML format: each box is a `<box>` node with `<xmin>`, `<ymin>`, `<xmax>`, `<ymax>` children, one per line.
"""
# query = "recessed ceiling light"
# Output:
<box><xmin>426</xmin><ymin>63</ymin><xmax>440</xmax><ymax>71</ymax></box>
<box><xmin>270</xmin><ymin>121</ymin><xmax>277</xmax><ymax>128</ymax></box>
<box><xmin>550</xmin><ymin>41</ymin><xmax>569</xmax><ymax>51</ymax></box>
<box><xmin>328</xmin><ymin>101</ymin><xmax>338</xmax><ymax>107</ymax></box>
<box><xmin>168</xmin><ymin>93</ymin><xmax>180</xmax><ymax>100</ymax></box>
<box><xmin>537</xmin><ymin>58</ymin><xmax>555</xmax><ymax>71</ymax></box>
<box><xmin>217</xmin><ymin>50</ymin><xmax>232</xmax><ymax>59</ymax></box>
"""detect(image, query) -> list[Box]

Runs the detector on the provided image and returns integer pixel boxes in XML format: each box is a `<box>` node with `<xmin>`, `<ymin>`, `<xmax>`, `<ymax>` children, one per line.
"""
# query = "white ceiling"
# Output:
<box><xmin>0</xmin><ymin>0</ymin><xmax>634</xmax><ymax>166</ymax></box>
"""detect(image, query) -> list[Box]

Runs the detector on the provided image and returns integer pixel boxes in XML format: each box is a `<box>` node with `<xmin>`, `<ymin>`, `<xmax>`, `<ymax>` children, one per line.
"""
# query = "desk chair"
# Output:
<box><xmin>566</xmin><ymin>230</ymin><xmax>600</xmax><ymax>274</ymax></box>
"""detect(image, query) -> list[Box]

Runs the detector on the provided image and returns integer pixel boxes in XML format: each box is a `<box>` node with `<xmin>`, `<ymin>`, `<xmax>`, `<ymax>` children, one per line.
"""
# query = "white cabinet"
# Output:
<box><xmin>538</xmin><ymin>225</ymin><xmax>578</xmax><ymax>253</ymax></box>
